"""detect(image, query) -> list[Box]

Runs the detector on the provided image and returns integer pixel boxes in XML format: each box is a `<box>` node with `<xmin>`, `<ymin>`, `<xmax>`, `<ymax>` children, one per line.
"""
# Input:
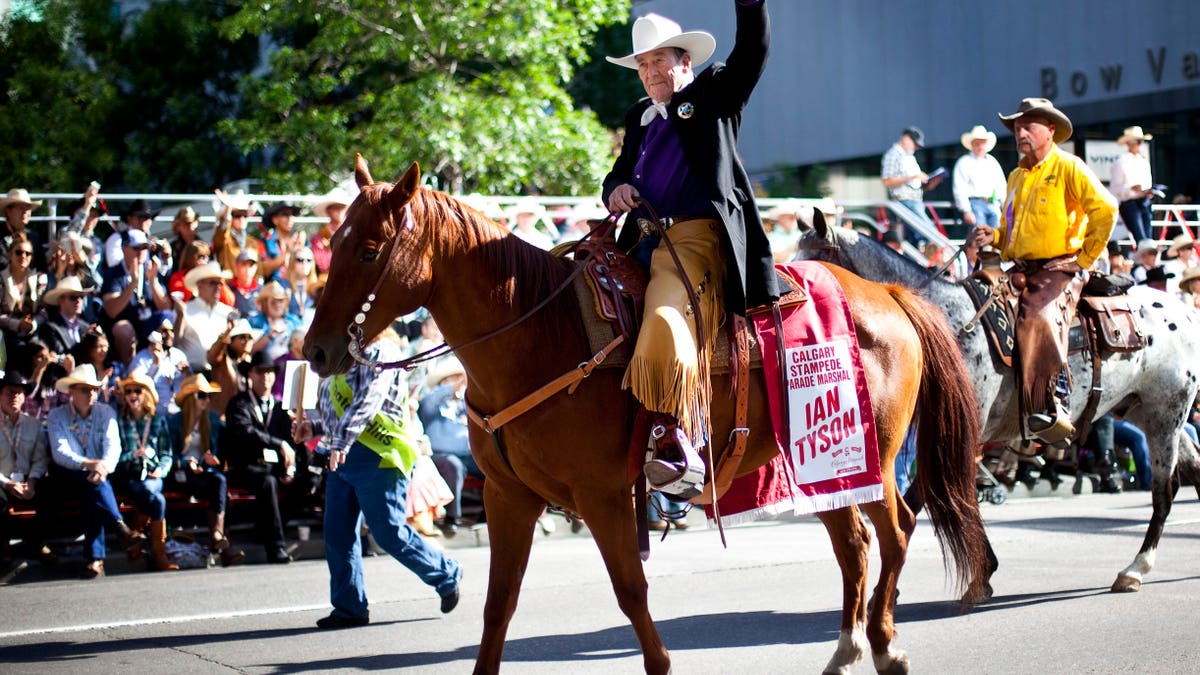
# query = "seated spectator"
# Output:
<box><xmin>1131</xmin><ymin>239</ymin><xmax>1159</xmax><ymax>283</ymax></box>
<box><xmin>1179</xmin><ymin>266</ymin><xmax>1200</xmax><ymax>307</ymax></box>
<box><xmin>169</xmin><ymin>374</ymin><xmax>244</xmax><ymax>566</ymax></box>
<box><xmin>113</xmin><ymin>373</ymin><xmax>178</xmax><ymax>571</ymax></box>
<box><xmin>104</xmin><ymin>199</ymin><xmax>161</xmax><ymax>270</ymax></box>
<box><xmin>1139</xmin><ymin>265</ymin><xmax>1174</xmax><ymax>292</ymax></box>
<box><xmin>206</xmin><ymin>318</ymin><xmax>255</xmax><ymax>417</ymax></box>
<box><xmin>1</xmin><ymin>234</ymin><xmax>45</xmax><ymax>356</ymax></box>
<box><xmin>130</xmin><ymin>324</ymin><xmax>190</xmax><ymax>416</ymax></box>
<box><xmin>310</xmin><ymin>190</ymin><xmax>351</xmax><ymax>282</ymax></box>
<box><xmin>108</xmin><ymin>320</ymin><xmax>140</xmax><ymax>382</ymax></box>
<box><xmin>20</xmin><ymin>338</ymin><xmax>70</xmax><ymax>420</ymax></box>
<box><xmin>1163</xmin><ymin>234</ymin><xmax>1195</xmax><ymax>295</ymax></box>
<box><xmin>168</xmin><ymin>207</ymin><xmax>200</xmax><ymax>274</ymax></box>
<box><xmin>211</xmin><ymin>191</ymin><xmax>262</xmax><ymax>273</ymax></box>
<box><xmin>100</xmin><ymin>230</ymin><xmax>173</xmax><ymax>342</ymax></box>
<box><xmin>260</xmin><ymin>202</ymin><xmax>305</xmax><ymax>283</ymax></box>
<box><xmin>174</xmin><ymin>261</ymin><xmax>234</xmax><ymax>372</ymax></box>
<box><xmin>277</xmin><ymin>247</ymin><xmax>319</xmax><ymax>323</ymax></box>
<box><xmin>417</xmin><ymin>358</ymin><xmax>482</xmax><ymax>537</ymax></box>
<box><xmin>38</xmin><ymin>276</ymin><xmax>95</xmax><ymax>358</ymax></box>
<box><xmin>220</xmin><ymin>350</ymin><xmax>298</xmax><ymax>564</ymax></box>
<box><xmin>507</xmin><ymin>199</ymin><xmax>555</xmax><ymax>250</ymax></box>
<box><xmin>0</xmin><ymin>188</ymin><xmax>47</xmax><ymax>273</ymax></box>
<box><xmin>48</xmin><ymin>364</ymin><xmax>135</xmax><ymax>578</ymax></box>
<box><xmin>70</xmin><ymin>328</ymin><xmax>118</xmax><ymax>405</ymax></box>
<box><xmin>227</xmin><ymin>249</ymin><xmax>262</xmax><ymax>319</ymax></box>
<box><xmin>169</xmin><ymin>241</ymin><xmax>235</xmax><ymax>306</ymax></box>
<box><xmin>0</xmin><ymin>371</ymin><xmax>54</xmax><ymax>564</ymax></box>
<box><xmin>250</xmin><ymin>281</ymin><xmax>301</xmax><ymax>363</ymax></box>
<box><xmin>271</xmin><ymin>328</ymin><xmax>308</xmax><ymax>399</ymax></box>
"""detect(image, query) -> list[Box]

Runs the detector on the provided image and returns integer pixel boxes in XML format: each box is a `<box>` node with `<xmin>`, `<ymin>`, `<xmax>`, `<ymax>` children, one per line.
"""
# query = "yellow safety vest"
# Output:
<box><xmin>329</xmin><ymin>375</ymin><xmax>419</xmax><ymax>477</ymax></box>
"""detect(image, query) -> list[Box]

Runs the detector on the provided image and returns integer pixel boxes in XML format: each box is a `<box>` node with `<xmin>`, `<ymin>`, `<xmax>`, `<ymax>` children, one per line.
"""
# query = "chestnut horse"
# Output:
<box><xmin>304</xmin><ymin>157</ymin><xmax>988</xmax><ymax>675</ymax></box>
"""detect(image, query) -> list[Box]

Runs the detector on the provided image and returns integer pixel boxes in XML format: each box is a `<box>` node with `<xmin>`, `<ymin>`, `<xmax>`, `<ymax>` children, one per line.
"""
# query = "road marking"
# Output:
<box><xmin>0</xmin><ymin>603</ymin><xmax>329</xmax><ymax>639</ymax></box>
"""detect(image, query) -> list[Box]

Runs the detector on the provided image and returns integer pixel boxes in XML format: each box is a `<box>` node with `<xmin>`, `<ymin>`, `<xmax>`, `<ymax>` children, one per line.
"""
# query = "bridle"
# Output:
<box><xmin>344</xmin><ymin>199</ymin><xmax>618</xmax><ymax>373</ymax></box>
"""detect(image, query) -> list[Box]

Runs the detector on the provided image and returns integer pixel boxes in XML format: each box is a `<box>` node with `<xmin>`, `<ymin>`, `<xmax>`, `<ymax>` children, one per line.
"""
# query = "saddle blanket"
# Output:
<box><xmin>706</xmin><ymin>262</ymin><xmax>883</xmax><ymax>525</ymax></box>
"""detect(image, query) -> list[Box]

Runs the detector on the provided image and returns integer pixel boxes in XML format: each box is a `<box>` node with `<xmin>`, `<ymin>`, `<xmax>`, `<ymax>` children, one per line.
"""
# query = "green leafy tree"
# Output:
<box><xmin>219</xmin><ymin>0</ymin><xmax>627</xmax><ymax>194</ymax></box>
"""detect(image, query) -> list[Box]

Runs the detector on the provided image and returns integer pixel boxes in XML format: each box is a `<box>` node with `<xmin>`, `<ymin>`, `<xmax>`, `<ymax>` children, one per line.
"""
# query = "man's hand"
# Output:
<box><xmin>327</xmin><ymin>450</ymin><xmax>346</xmax><ymax>473</ymax></box>
<box><xmin>962</xmin><ymin>211</ymin><xmax>977</xmax><ymax>227</ymax></box>
<box><xmin>967</xmin><ymin>225</ymin><xmax>995</xmax><ymax>250</ymax></box>
<box><xmin>606</xmin><ymin>184</ymin><xmax>641</xmax><ymax>214</ymax></box>
<box><xmin>202</xmin><ymin>450</ymin><xmax>220</xmax><ymax>468</ymax></box>
<box><xmin>291</xmin><ymin>420</ymin><xmax>314</xmax><ymax>442</ymax></box>
<box><xmin>1043</xmin><ymin>255</ymin><xmax>1083</xmax><ymax>274</ymax></box>
<box><xmin>280</xmin><ymin>443</ymin><xmax>296</xmax><ymax>484</ymax></box>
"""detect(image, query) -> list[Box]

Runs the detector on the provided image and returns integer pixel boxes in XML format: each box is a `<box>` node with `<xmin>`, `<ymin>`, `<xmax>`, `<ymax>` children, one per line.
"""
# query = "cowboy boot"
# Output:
<box><xmin>642</xmin><ymin>416</ymin><xmax>705</xmax><ymax>501</ymax></box>
<box><xmin>208</xmin><ymin>512</ymin><xmax>245</xmax><ymax>567</ymax></box>
<box><xmin>111</xmin><ymin>518</ymin><xmax>144</xmax><ymax>560</ymax></box>
<box><xmin>1096</xmin><ymin>448</ymin><xmax>1123</xmax><ymax>494</ymax></box>
<box><xmin>148</xmin><ymin>520</ymin><xmax>179</xmax><ymax>571</ymax></box>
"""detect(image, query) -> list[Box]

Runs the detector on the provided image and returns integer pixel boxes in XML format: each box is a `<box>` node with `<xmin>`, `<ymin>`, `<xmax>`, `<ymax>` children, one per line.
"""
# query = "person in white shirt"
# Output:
<box><xmin>952</xmin><ymin>125</ymin><xmax>1008</xmax><ymax>229</ymax></box>
<box><xmin>506</xmin><ymin>199</ymin><xmax>556</xmax><ymax>251</ymax></box>
<box><xmin>174</xmin><ymin>262</ymin><xmax>233</xmax><ymax>371</ymax></box>
<box><xmin>1108</xmin><ymin>125</ymin><xmax>1156</xmax><ymax>243</ymax></box>
<box><xmin>130</xmin><ymin>322</ymin><xmax>190</xmax><ymax>416</ymax></box>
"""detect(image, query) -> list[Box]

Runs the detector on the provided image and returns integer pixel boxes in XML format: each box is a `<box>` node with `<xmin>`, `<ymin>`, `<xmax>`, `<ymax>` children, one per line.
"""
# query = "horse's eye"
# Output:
<box><xmin>359</xmin><ymin>249</ymin><xmax>380</xmax><ymax>263</ymax></box>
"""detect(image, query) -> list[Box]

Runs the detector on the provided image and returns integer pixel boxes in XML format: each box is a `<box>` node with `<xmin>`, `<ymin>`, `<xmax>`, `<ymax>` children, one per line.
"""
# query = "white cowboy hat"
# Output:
<box><xmin>43</xmin><ymin>276</ymin><xmax>96</xmax><ymax>305</ymax></box>
<box><xmin>506</xmin><ymin>197</ymin><xmax>548</xmax><ymax>223</ymax></box>
<box><xmin>1168</xmin><ymin>233</ymin><xmax>1195</xmax><ymax>256</ymax></box>
<box><xmin>998</xmin><ymin>97</ymin><xmax>1073</xmax><ymax>144</ymax></box>
<box><xmin>0</xmin><ymin>188</ymin><xmax>43</xmax><ymax>210</ymax></box>
<box><xmin>960</xmin><ymin>125</ymin><xmax>998</xmax><ymax>152</ymax></box>
<box><xmin>183</xmin><ymin>261</ymin><xmax>233</xmax><ymax>294</ymax></box>
<box><xmin>1116</xmin><ymin>126</ymin><xmax>1153</xmax><ymax>145</ymax></box>
<box><xmin>766</xmin><ymin>199</ymin><xmax>806</xmax><ymax>222</ymax></box>
<box><xmin>605</xmin><ymin>13</ymin><xmax>716</xmax><ymax>70</ymax></box>
<box><xmin>1136</xmin><ymin>238</ymin><xmax>1159</xmax><ymax>255</ymax></box>
<box><xmin>55</xmin><ymin>364</ymin><xmax>105</xmax><ymax>393</ymax></box>
<box><xmin>312</xmin><ymin>188</ymin><xmax>354</xmax><ymax>218</ymax></box>
<box><xmin>425</xmin><ymin>357</ymin><xmax>466</xmax><ymax>390</ymax></box>
<box><xmin>215</xmin><ymin>190</ymin><xmax>254</xmax><ymax>213</ymax></box>
<box><xmin>227</xmin><ymin>318</ymin><xmax>255</xmax><ymax>339</ymax></box>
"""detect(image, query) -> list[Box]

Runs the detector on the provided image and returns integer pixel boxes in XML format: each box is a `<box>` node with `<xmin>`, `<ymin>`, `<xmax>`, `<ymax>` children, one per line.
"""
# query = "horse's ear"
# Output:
<box><xmin>388</xmin><ymin>162</ymin><xmax>421</xmax><ymax>209</ymax></box>
<box><xmin>812</xmin><ymin>207</ymin><xmax>830</xmax><ymax>239</ymax></box>
<box><xmin>355</xmin><ymin>154</ymin><xmax>373</xmax><ymax>188</ymax></box>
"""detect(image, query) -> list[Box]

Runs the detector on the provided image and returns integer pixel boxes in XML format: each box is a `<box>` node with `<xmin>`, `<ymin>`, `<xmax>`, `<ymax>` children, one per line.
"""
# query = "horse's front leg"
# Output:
<box><xmin>816</xmin><ymin>506</ymin><xmax>872</xmax><ymax>675</ymax></box>
<box><xmin>577</xmin><ymin>488</ymin><xmax>670</xmax><ymax>675</ymax></box>
<box><xmin>1112</xmin><ymin>426</ymin><xmax>1186</xmax><ymax>592</ymax></box>
<box><xmin>861</xmin><ymin>491</ymin><xmax>912</xmax><ymax>675</ymax></box>
<box><xmin>473</xmin><ymin>477</ymin><xmax>545</xmax><ymax>675</ymax></box>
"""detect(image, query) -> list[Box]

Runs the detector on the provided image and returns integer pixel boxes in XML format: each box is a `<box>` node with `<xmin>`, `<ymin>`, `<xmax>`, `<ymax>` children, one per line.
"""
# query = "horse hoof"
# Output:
<box><xmin>1111</xmin><ymin>575</ymin><xmax>1141</xmax><ymax>593</ymax></box>
<box><xmin>873</xmin><ymin>650</ymin><xmax>911</xmax><ymax>675</ymax></box>
<box><xmin>961</xmin><ymin>582</ymin><xmax>993</xmax><ymax>605</ymax></box>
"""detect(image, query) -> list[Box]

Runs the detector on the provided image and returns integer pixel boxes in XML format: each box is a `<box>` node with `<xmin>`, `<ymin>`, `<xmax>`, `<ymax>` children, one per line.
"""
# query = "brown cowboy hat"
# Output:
<box><xmin>117</xmin><ymin>372</ymin><xmax>159</xmax><ymax>411</ymax></box>
<box><xmin>1178</xmin><ymin>266</ymin><xmax>1200</xmax><ymax>293</ymax></box>
<box><xmin>998</xmin><ymin>97</ymin><xmax>1073</xmax><ymax>144</ymax></box>
<box><xmin>174</xmin><ymin>373</ymin><xmax>221</xmax><ymax>405</ymax></box>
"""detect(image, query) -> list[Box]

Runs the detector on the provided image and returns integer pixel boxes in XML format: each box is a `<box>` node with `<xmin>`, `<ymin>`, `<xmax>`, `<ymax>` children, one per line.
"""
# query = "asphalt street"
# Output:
<box><xmin>4</xmin><ymin>484</ymin><xmax>1200</xmax><ymax>674</ymax></box>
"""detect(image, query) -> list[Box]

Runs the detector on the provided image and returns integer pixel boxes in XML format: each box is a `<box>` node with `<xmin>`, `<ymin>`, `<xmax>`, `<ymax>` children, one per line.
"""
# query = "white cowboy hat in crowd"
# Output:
<box><xmin>425</xmin><ymin>357</ymin><xmax>466</xmax><ymax>390</ymax></box>
<box><xmin>313</xmin><ymin>188</ymin><xmax>354</xmax><ymax>218</ymax></box>
<box><xmin>1168</xmin><ymin>233</ymin><xmax>1195</xmax><ymax>256</ymax></box>
<box><xmin>43</xmin><ymin>276</ymin><xmax>95</xmax><ymax>305</ymax></box>
<box><xmin>227</xmin><ymin>318</ymin><xmax>255</xmax><ymax>339</ymax></box>
<box><xmin>183</xmin><ymin>261</ymin><xmax>233</xmax><ymax>294</ymax></box>
<box><xmin>1116</xmin><ymin>126</ymin><xmax>1153</xmax><ymax>145</ymax></box>
<box><xmin>1136</xmin><ymin>238</ymin><xmax>1159</xmax><ymax>255</ymax></box>
<box><xmin>766</xmin><ymin>199</ymin><xmax>806</xmax><ymax>222</ymax></box>
<box><xmin>0</xmin><ymin>188</ymin><xmax>43</xmax><ymax>210</ymax></box>
<box><xmin>55</xmin><ymin>364</ymin><xmax>105</xmax><ymax>393</ymax></box>
<box><xmin>506</xmin><ymin>198</ymin><xmax>548</xmax><ymax>224</ymax></box>
<box><xmin>960</xmin><ymin>125</ymin><xmax>998</xmax><ymax>152</ymax></box>
<box><xmin>215</xmin><ymin>190</ymin><xmax>255</xmax><ymax>213</ymax></box>
<box><xmin>605</xmin><ymin>13</ymin><xmax>716</xmax><ymax>70</ymax></box>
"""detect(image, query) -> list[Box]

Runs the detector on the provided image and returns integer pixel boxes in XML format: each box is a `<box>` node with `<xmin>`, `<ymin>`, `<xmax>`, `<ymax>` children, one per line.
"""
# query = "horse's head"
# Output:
<box><xmin>305</xmin><ymin>155</ymin><xmax>432</xmax><ymax>375</ymax></box>
<box><xmin>796</xmin><ymin>208</ymin><xmax>855</xmax><ymax>270</ymax></box>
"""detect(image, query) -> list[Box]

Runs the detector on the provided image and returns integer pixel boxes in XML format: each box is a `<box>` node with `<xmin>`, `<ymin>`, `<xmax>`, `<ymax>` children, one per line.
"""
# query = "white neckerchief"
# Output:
<box><xmin>640</xmin><ymin>101</ymin><xmax>669</xmax><ymax>126</ymax></box>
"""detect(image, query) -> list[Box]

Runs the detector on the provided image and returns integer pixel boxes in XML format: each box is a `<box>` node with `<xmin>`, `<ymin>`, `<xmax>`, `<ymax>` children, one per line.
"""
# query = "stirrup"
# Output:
<box><xmin>1026</xmin><ymin>404</ymin><xmax>1074</xmax><ymax>446</ymax></box>
<box><xmin>643</xmin><ymin>424</ymin><xmax>706</xmax><ymax>501</ymax></box>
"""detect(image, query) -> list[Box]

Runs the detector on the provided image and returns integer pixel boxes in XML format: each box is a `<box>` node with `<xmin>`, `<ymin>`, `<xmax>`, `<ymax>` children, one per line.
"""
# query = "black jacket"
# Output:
<box><xmin>221</xmin><ymin>389</ymin><xmax>295</xmax><ymax>474</ymax></box>
<box><xmin>603</xmin><ymin>1</ymin><xmax>778</xmax><ymax>314</ymax></box>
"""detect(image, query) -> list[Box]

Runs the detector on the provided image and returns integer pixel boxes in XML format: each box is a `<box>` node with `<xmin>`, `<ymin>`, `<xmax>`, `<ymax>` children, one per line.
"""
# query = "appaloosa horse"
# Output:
<box><xmin>304</xmin><ymin>157</ymin><xmax>989</xmax><ymax>674</ymax></box>
<box><xmin>797</xmin><ymin>218</ymin><xmax>1200</xmax><ymax>594</ymax></box>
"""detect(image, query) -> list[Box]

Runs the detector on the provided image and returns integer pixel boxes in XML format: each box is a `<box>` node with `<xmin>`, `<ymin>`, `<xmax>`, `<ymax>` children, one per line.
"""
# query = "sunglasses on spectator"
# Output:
<box><xmin>294</xmin><ymin>257</ymin><xmax>313</xmax><ymax>263</ymax></box>
<box><xmin>62</xmin><ymin>294</ymin><xmax>84</xmax><ymax>302</ymax></box>
<box><xmin>196</xmin><ymin>392</ymin><xmax>210</xmax><ymax>400</ymax></box>
<box><xmin>123</xmin><ymin>389</ymin><xmax>144</xmax><ymax>396</ymax></box>
<box><xmin>12</xmin><ymin>249</ymin><xmax>33</xmax><ymax>258</ymax></box>
<box><xmin>231</xmin><ymin>211</ymin><xmax>249</xmax><ymax>218</ymax></box>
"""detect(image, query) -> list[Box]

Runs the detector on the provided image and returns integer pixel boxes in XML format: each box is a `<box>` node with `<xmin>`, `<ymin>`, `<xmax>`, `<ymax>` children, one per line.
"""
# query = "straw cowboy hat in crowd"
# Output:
<box><xmin>183</xmin><ymin>261</ymin><xmax>233</xmax><ymax>294</ymax></box>
<box><xmin>425</xmin><ymin>358</ymin><xmax>466</xmax><ymax>390</ymax></box>
<box><xmin>215</xmin><ymin>190</ymin><xmax>255</xmax><ymax>214</ymax></box>
<box><xmin>961</xmin><ymin>125</ymin><xmax>998</xmax><ymax>152</ymax></box>
<box><xmin>1117</xmin><ymin>126</ymin><xmax>1153</xmax><ymax>145</ymax></box>
<box><xmin>999</xmin><ymin>97</ymin><xmax>1073</xmax><ymax>144</ymax></box>
<box><xmin>117</xmin><ymin>372</ymin><xmax>159</xmax><ymax>411</ymax></box>
<box><xmin>1178</xmin><ymin>267</ymin><xmax>1200</xmax><ymax>294</ymax></box>
<box><xmin>255</xmin><ymin>280</ymin><xmax>291</xmax><ymax>310</ymax></box>
<box><xmin>313</xmin><ymin>189</ymin><xmax>353</xmax><ymax>218</ymax></box>
<box><xmin>0</xmin><ymin>188</ymin><xmax>42</xmax><ymax>210</ymax></box>
<box><xmin>174</xmin><ymin>373</ymin><xmax>221</xmax><ymax>406</ymax></box>
<box><xmin>55</xmin><ymin>364</ymin><xmax>106</xmax><ymax>393</ymax></box>
<box><xmin>1167</xmin><ymin>233</ymin><xmax>1194</xmax><ymax>256</ymax></box>
<box><xmin>43</xmin><ymin>276</ymin><xmax>96</xmax><ymax>305</ymax></box>
<box><xmin>605</xmin><ymin>13</ymin><xmax>716</xmax><ymax>70</ymax></box>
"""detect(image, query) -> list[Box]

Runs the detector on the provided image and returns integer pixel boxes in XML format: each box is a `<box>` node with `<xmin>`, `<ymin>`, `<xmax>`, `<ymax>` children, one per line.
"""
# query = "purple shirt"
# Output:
<box><xmin>632</xmin><ymin>113</ymin><xmax>716</xmax><ymax>219</ymax></box>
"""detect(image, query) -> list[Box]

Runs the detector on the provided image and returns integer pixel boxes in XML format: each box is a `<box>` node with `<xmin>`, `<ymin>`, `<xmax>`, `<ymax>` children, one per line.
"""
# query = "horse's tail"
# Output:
<box><xmin>888</xmin><ymin>284</ymin><xmax>989</xmax><ymax>592</ymax></box>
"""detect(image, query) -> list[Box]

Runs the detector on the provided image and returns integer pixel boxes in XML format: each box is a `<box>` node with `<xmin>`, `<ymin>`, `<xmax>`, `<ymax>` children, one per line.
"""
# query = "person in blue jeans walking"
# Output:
<box><xmin>294</xmin><ymin>328</ymin><xmax>462</xmax><ymax>629</ymax></box>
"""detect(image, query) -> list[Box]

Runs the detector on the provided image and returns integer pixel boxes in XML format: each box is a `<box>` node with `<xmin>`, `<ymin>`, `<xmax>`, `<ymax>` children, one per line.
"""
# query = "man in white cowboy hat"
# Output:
<box><xmin>506</xmin><ymin>198</ymin><xmax>555</xmax><ymax>251</ymax></box>
<box><xmin>39</xmin><ymin>276</ymin><xmax>97</xmax><ymax>356</ymax></box>
<box><xmin>47</xmin><ymin>363</ymin><xmax>136</xmax><ymax>578</ymax></box>
<box><xmin>99</xmin><ymin>228</ymin><xmax>173</xmax><ymax>342</ymax></box>
<box><xmin>311</xmin><ymin>188</ymin><xmax>353</xmax><ymax>280</ymax></box>
<box><xmin>1108</xmin><ymin>125</ymin><xmax>1156</xmax><ymax>243</ymax></box>
<box><xmin>968</xmin><ymin>97</ymin><xmax>1116</xmax><ymax>445</ymax></box>
<box><xmin>1162</xmin><ymin>233</ymin><xmax>1195</xmax><ymax>295</ymax></box>
<box><xmin>601</xmin><ymin>1</ymin><xmax>777</xmax><ymax>499</ymax></box>
<box><xmin>207</xmin><ymin>317</ymin><xmax>256</xmax><ymax>416</ymax></box>
<box><xmin>0</xmin><ymin>188</ymin><xmax>46</xmax><ymax>273</ymax></box>
<box><xmin>175</xmin><ymin>261</ymin><xmax>234</xmax><ymax>371</ymax></box>
<box><xmin>952</xmin><ymin>125</ymin><xmax>1008</xmax><ymax>229</ymax></box>
<box><xmin>211</xmin><ymin>189</ymin><xmax>262</xmax><ymax>274</ymax></box>
<box><xmin>1177</xmin><ymin>266</ymin><xmax>1200</xmax><ymax>306</ymax></box>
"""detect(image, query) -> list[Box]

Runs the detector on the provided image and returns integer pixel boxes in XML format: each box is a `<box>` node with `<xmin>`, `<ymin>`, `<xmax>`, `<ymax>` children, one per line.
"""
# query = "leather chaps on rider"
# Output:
<box><xmin>1015</xmin><ymin>260</ymin><xmax>1085</xmax><ymax>417</ymax></box>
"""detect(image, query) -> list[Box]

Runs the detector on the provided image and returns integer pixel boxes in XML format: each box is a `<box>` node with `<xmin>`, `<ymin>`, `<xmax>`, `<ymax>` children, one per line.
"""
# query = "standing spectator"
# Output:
<box><xmin>168</xmin><ymin>207</ymin><xmax>200</xmax><ymax>274</ymax></box>
<box><xmin>278</xmin><ymin>247</ymin><xmax>319</xmax><ymax>323</ymax></box>
<box><xmin>952</xmin><ymin>125</ymin><xmax>1007</xmax><ymax>229</ymax></box>
<box><xmin>1</xmin><ymin>234</ymin><xmax>45</xmax><ymax>353</ymax></box>
<box><xmin>227</xmin><ymin>249</ymin><xmax>262</xmax><ymax>319</ymax></box>
<box><xmin>168</xmin><ymin>241</ymin><xmax>234</xmax><ymax>306</ymax></box>
<box><xmin>259</xmin><ymin>202</ymin><xmax>305</xmax><ymax>282</ymax></box>
<box><xmin>310</xmin><ymin>190</ymin><xmax>351</xmax><ymax>281</ymax></box>
<box><xmin>221</xmin><ymin>351</ymin><xmax>297</xmax><ymax>564</ymax></box>
<box><xmin>38</xmin><ymin>276</ymin><xmax>95</xmax><ymax>358</ymax></box>
<box><xmin>1139</xmin><ymin>266</ymin><xmax>1174</xmax><ymax>291</ymax></box>
<box><xmin>211</xmin><ymin>191</ymin><xmax>262</xmax><ymax>273</ymax></box>
<box><xmin>206</xmin><ymin>318</ymin><xmax>255</xmax><ymax>416</ymax></box>
<box><xmin>293</xmin><ymin>330</ymin><xmax>462</xmax><ymax>628</ymax></box>
<box><xmin>170</xmin><ymin>374</ymin><xmax>244</xmax><ymax>566</ymax></box>
<box><xmin>250</xmin><ymin>281</ymin><xmax>300</xmax><ymax>362</ymax></box>
<box><xmin>0</xmin><ymin>188</ymin><xmax>46</xmax><ymax>273</ymax></box>
<box><xmin>48</xmin><ymin>364</ymin><xmax>135</xmax><ymax>578</ymax></box>
<box><xmin>174</xmin><ymin>261</ymin><xmax>234</xmax><ymax>371</ymax></box>
<box><xmin>882</xmin><ymin>127</ymin><xmax>941</xmax><ymax>227</ymax></box>
<box><xmin>99</xmin><ymin>230</ymin><xmax>173</xmax><ymax>342</ymax></box>
<box><xmin>104</xmin><ymin>200</ymin><xmax>160</xmax><ymax>270</ymax></box>
<box><xmin>417</xmin><ymin>358</ymin><xmax>481</xmax><ymax>538</ymax></box>
<box><xmin>0</xmin><ymin>371</ymin><xmax>53</xmax><ymax>564</ymax></box>
<box><xmin>1108</xmin><ymin>126</ymin><xmax>1156</xmax><ymax>243</ymax></box>
<box><xmin>130</xmin><ymin>323</ymin><xmax>190</xmax><ymax>416</ymax></box>
<box><xmin>114</xmin><ymin>373</ymin><xmax>178</xmax><ymax>571</ymax></box>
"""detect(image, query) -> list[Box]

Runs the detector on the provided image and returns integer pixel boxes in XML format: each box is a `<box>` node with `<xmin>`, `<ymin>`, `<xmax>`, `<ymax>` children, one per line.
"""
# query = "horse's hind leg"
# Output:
<box><xmin>861</xmin><ymin>490</ymin><xmax>912</xmax><ymax>674</ymax></box>
<box><xmin>1112</xmin><ymin>424</ymin><xmax>1186</xmax><ymax>593</ymax></box>
<box><xmin>577</xmin><ymin>489</ymin><xmax>670</xmax><ymax>675</ymax></box>
<box><xmin>816</xmin><ymin>506</ymin><xmax>873</xmax><ymax>675</ymax></box>
<box><xmin>473</xmin><ymin>478</ymin><xmax>545</xmax><ymax>675</ymax></box>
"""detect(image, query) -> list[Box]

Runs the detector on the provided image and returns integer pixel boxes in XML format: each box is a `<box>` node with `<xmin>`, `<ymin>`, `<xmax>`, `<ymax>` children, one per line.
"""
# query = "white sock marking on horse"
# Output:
<box><xmin>1120</xmin><ymin>549</ymin><xmax>1157</xmax><ymax>580</ymax></box>
<box><xmin>823</xmin><ymin>625</ymin><xmax>867</xmax><ymax>674</ymax></box>
<box><xmin>873</xmin><ymin>646</ymin><xmax>910</xmax><ymax>673</ymax></box>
